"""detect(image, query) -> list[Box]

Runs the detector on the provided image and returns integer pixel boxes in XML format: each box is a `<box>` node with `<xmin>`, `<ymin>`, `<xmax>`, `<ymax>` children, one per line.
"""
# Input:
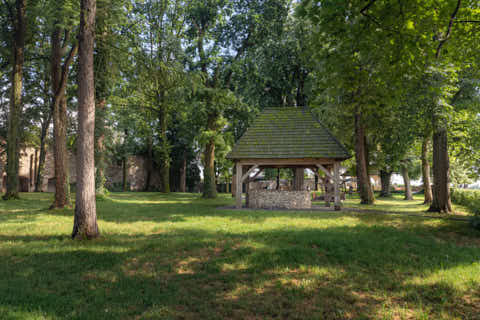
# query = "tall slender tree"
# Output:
<box><xmin>3</xmin><ymin>0</ymin><xmax>26</xmax><ymax>200</ymax></box>
<box><xmin>50</xmin><ymin>21</ymin><xmax>78</xmax><ymax>208</ymax></box>
<box><xmin>72</xmin><ymin>0</ymin><xmax>99</xmax><ymax>239</ymax></box>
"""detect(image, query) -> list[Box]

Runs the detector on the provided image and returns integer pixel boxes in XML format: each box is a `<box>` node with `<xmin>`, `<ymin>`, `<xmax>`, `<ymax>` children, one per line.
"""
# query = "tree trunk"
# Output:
<box><xmin>29</xmin><ymin>154</ymin><xmax>33</xmax><ymax>189</ymax></box>
<box><xmin>95</xmin><ymin>98</ymin><xmax>107</xmax><ymax>196</ymax></box>
<box><xmin>293</xmin><ymin>168</ymin><xmax>304</xmax><ymax>191</ymax></box>
<box><xmin>144</xmin><ymin>135</ymin><xmax>153</xmax><ymax>191</ymax></box>
<box><xmin>4</xmin><ymin>0</ymin><xmax>26</xmax><ymax>200</ymax></box>
<box><xmin>202</xmin><ymin>114</ymin><xmax>217</xmax><ymax>198</ymax></box>
<box><xmin>379</xmin><ymin>170</ymin><xmax>392</xmax><ymax>197</ymax></box>
<box><xmin>428</xmin><ymin>126</ymin><xmax>452</xmax><ymax>213</ymax></box>
<box><xmin>51</xmin><ymin>95</ymin><xmax>71</xmax><ymax>208</ymax></box>
<box><xmin>179</xmin><ymin>153</ymin><xmax>186</xmax><ymax>192</ymax></box>
<box><xmin>94</xmin><ymin>21</ymin><xmax>110</xmax><ymax>197</ymax></box>
<box><xmin>354</xmin><ymin>109</ymin><xmax>374</xmax><ymax>204</ymax></box>
<box><xmin>33</xmin><ymin>149</ymin><xmax>38</xmax><ymax>187</ymax></box>
<box><xmin>122</xmin><ymin>129</ymin><xmax>128</xmax><ymax>191</ymax></box>
<box><xmin>122</xmin><ymin>157</ymin><xmax>127</xmax><ymax>191</ymax></box>
<box><xmin>421</xmin><ymin>136</ymin><xmax>433</xmax><ymax>204</ymax></box>
<box><xmin>35</xmin><ymin>111</ymin><xmax>52</xmax><ymax>192</ymax></box>
<box><xmin>0</xmin><ymin>157</ymin><xmax>4</xmax><ymax>193</ymax></box>
<box><xmin>401</xmin><ymin>164</ymin><xmax>413</xmax><ymax>200</ymax></box>
<box><xmin>72</xmin><ymin>0</ymin><xmax>99</xmax><ymax>239</ymax></box>
<box><xmin>158</xmin><ymin>105</ymin><xmax>170</xmax><ymax>193</ymax></box>
<box><xmin>50</xmin><ymin>27</ymin><xmax>78</xmax><ymax>209</ymax></box>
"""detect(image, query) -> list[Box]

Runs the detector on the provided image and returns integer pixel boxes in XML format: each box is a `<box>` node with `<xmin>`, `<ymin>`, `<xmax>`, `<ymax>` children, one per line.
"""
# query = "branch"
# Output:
<box><xmin>61</xmin><ymin>29</ymin><xmax>71</xmax><ymax>56</ymax></box>
<box><xmin>435</xmin><ymin>0</ymin><xmax>462</xmax><ymax>59</ymax></box>
<box><xmin>359</xmin><ymin>0</ymin><xmax>381</xmax><ymax>26</ymax></box>
<box><xmin>360</xmin><ymin>0</ymin><xmax>377</xmax><ymax>14</ymax></box>
<box><xmin>455</xmin><ymin>20</ymin><xmax>480</xmax><ymax>23</ymax></box>
<box><xmin>53</xmin><ymin>41</ymin><xmax>78</xmax><ymax>103</ymax></box>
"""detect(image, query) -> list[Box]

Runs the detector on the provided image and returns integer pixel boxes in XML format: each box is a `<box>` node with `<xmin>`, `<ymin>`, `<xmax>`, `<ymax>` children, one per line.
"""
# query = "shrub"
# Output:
<box><xmin>451</xmin><ymin>189</ymin><xmax>480</xmax><ymax>230</ymax></box>
<box><xmin>451</xmin><ymin>189</ymin><xmax>480</xmax><ymax>215</ymax></box>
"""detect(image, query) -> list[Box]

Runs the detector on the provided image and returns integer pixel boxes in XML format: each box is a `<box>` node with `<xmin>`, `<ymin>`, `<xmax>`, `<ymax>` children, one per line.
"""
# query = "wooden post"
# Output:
<box><xmin>245</xmin><ymin>176</ymin><xmax>250</xmax><ymax>208</ymax></box>
<box><xmin>235</xmin><ymin>162</ymin><xmax>242</xmax><ymax>209</ymax></box>
<box><xmin>334</xmin><ymin>161</ymin><xmax>341</xmax><ymax>210</ymax></box>
<box><xmin>276</xmin><ymin>168</ymin><xmax>280</xmax><ymax>190</ymax></box>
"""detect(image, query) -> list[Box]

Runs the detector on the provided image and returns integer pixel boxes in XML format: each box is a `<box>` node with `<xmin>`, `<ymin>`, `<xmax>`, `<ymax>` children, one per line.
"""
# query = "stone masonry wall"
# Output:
<box><xmin>249</xmin><ymin>190</ymin><xmax>311</xmax><ymax>209</ymax></box>
<box><xmin>0</xmin><ymin>147</ymin><xmax>161</xmax><ymax>193</ymax></box>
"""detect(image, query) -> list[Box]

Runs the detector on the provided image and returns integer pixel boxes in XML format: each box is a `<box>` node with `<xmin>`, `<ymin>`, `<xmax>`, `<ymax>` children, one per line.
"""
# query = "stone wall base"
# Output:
<box><xmin>249</xmin><ymin>190</ymin><xmax>311</xmax><ymax>209</ymax></box>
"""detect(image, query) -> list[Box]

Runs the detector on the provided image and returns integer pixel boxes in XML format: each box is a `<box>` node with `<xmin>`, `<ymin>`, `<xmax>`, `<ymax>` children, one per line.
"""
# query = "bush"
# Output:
<box><xmin>451</xmin><ymin>189</ymin><xmax>480</xmax><ymax>215</ymax></box>
<box><xmin>451</xmin><ymin>189</ymin><xmax>480</xmax><ymax>230</ymax></box>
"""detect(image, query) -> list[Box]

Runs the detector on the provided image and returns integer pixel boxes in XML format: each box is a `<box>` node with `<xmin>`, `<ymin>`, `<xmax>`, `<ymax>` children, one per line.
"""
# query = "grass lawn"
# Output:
<box><xmin>0</xmin><ymin>193</ymin><xmax>479</xmax><ymax>320</ymax></box>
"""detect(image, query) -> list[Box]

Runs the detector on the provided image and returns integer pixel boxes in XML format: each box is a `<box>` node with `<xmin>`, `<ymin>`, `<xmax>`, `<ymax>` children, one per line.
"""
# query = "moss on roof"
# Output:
<box><xmin>227</xmin><ymin>107</ymin><xmax>351</xmax><ymax>160</ymax></box>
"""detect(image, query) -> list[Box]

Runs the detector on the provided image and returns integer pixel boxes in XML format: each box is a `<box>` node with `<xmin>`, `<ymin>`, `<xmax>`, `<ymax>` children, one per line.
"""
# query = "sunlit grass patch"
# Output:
<box><xmin>0</xmin><ymin>192</ymin><xmax>479</xmax><ymax>319</ymax></box>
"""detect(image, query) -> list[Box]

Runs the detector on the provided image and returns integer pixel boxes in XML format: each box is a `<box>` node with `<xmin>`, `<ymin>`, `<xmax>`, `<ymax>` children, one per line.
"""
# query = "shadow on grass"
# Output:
<box><xmin>1</xmin><ymin>224</ymin><xmax>479</xmax><ymax>319</ymax></box>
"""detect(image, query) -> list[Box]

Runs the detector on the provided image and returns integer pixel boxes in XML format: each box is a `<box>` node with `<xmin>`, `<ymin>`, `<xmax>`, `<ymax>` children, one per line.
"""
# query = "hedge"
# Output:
<box><xmin>451</xmin><ymin>189</ymin><xmax>480</xmax><ymax>230</ymax></box>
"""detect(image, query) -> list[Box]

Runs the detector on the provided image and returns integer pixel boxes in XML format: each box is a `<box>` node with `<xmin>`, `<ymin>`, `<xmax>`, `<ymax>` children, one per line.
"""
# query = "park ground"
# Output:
<box><xmin>0</xmin><ymin>192</ymin><xmax>479</xmax><ymax>320</ymax></box>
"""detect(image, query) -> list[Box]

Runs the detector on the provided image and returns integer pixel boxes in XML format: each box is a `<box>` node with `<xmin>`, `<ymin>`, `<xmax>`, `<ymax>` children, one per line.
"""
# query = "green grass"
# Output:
<box><xmin>0</xmin><ymin>192</ymin><xmax>479</xmax><ymax>320</ymax></box>
<box><xmin>342</xmin><ymin>193</ymin><xmax>474</xmax><ymax>216</ymax></box>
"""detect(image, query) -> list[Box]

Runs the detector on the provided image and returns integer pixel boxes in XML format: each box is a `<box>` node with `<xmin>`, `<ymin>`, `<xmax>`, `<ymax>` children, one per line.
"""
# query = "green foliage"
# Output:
<box><xmin>451</xmin><ymin>189</ymin><xmax>480</xmax><ymax>229</ymax></box>
<box><xmin>451</xmin><ymin>189</ymin><xmax>480</xmax><ymax>215</ymax></box>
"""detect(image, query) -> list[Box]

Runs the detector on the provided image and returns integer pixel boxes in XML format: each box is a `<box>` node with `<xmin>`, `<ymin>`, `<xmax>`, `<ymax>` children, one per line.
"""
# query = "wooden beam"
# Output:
<box><xmin>235</xmin><ymin>162</ymin><xmax>242</xmax><ymax>209</ymax></box>
<box><xmin>237</xmin><ymin>158</ymin><xmax>336</xmax><ymax>166</ymax></box>
<box><xmin>316</xmin><ymin>164</ymin><xmax>333</xmax><ymax>179</ymax></box>
<box><xmin>241</xmin><ymin>165</ymin><xmax>258</xmax><ymax>182</ymax></box>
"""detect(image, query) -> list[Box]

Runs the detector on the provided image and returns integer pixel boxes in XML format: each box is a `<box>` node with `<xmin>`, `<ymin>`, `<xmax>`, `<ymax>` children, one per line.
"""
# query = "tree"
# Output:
<box><xmin>3</xmin><ymin>0</ymin><xmax>26</xmax><ymax>200</ymax></box>
<box><xmin>49</xmin><ymin>1</ymin><xmax>78</xmax><ymax>208</ymax></box>
<box><xmin>186</xmin><ymin>0</ymin><xmax>289</xmax><ymax>198</ymax></box>
<box><xmin>72</xmin><ymin>0</ymin><xmax>99</xmax><ymax>239</ymax></box>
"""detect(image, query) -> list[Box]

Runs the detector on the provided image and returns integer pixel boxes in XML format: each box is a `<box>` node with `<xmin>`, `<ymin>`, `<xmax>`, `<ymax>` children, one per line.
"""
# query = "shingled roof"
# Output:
<box><xmin>227</xmin><ymin>107</ymin><xmax>351</xmax><ymax>160</ymax></box>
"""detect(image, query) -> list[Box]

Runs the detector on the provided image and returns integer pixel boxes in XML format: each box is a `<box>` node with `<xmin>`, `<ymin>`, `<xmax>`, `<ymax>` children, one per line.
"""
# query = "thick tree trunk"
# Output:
<box><xmin>72</xmin><ymin>0</ymin><xmax>99</xmax><ymax>239</ymax></box>
<box><xmin>51</xmin><ymin>95</ymin><xmax>71</xmax><ymax>208</ymax></box>
<box><xmin>179</xmin><ymin>153</ymin><xmax>187</xmax><ymax>192</ymax></box>
<box><xmin>421</xmin><ymin>136</ymin><xmax>433</xmax><ymax>204</ymax></box>
<box><xmin>293</xmin><ymin>168</ymin><xmax>305</xmax><ymax>191</ymax></box>
<box><xmin>4</xmin><ymin>0</ymin><xmax>26</xmax><ymax>200</ymax></box>
<box><xmin>354</xmin><ymin>109</ymin><xmax>374</xmax><ymax>204</ymax></box>
<box><xmin>203</xmin><ymin>114</ymin><xmax>217</xmax><ymax>198</ymax></box>
<box><xmin>158</xmin><ymin>106</ymin><xmax>170</xmax><ymax>193</ymax></box>
<box><xmin>35</xmin><ymin>112</ymin><xmax>52</xmax><ymax>192</ymax></box>
<box><xmin>379</xmin><ymin>170</ymin><xmax>392</xmax><ymax>197</ymax></box>
<box><xmin>401</xmin><ymin>164</ymin><xmax>413</xmax><ymax>200</ymax></box>
<box><xmin>428</xmin><ymin>126</ymin><xmax>452</xmax><ymax>213</ymax></box>
<box><xmin>50</xmin><ymin>27</ymin><xmax>77</xmax><ymax>209</ymax></box>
